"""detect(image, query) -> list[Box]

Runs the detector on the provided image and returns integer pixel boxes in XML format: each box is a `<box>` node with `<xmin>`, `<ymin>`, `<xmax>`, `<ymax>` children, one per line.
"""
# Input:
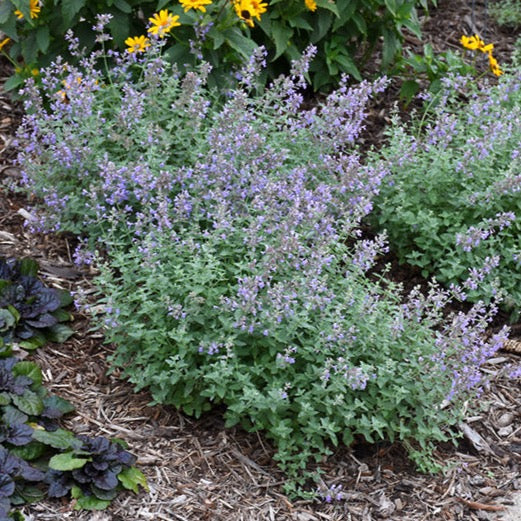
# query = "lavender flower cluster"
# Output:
<box><xmin>373</xmin><ymin>72</ymin><xmax>521</xmax><ymax>314</ymax></box>
<box><xmin>15</xmin><ymin>30</ymin><xmax>514</xmax><ymax>494</ymax></box>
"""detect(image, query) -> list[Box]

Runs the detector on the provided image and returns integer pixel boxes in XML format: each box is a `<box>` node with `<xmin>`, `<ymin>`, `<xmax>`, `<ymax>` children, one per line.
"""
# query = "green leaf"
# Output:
<box><xmin>0</xmin><ymin>342</ymin><xmax>13</xmax><ymax>358</ymax></box>
<box><xmin>333</xmin><ymin>52</ymin><xmax>362</xmax><ymax>81</ymax></box>
<box><xmin>19</xmin><ymin>258</ymin><xmax>39</xmax><ymax>277</ymax></box>
<box><xmin>35</xmin><ymin>25</ymin><xmax>50</xmax><ymax>53</ymax></box>
<box><xmin>10</xmin><ymin>441</ymin><xmax>46</xmax><ymax>461</ymax></box>
<box><xmin>18</xmin><ymin>485</ymin><xmax>45</xmax><ymax>504</ymax></box>
<box><xmin>12</xmin><ymin>389</ymin><xmax>44</xmax><ymax>416</ymax></box>
<box><xmin>33</xmin><ymin>428</ymin><xmax>82</xmax><ymax>450</ymax></box>
<box><xmin>49</xmin><ymin>452</ymin><xmax>90</xmax><ymax>471</ymax></box>
<box><xmin>107</xmin><ymin>10</ymin><xmax>130</xmax><ymax>48</ymax></box>
<box><xmin>0</xmin><ymin>309</ymin><xmax>16</xmax><ymax>331</ymax></box>
<box><xmin>51</xmin><ymin>308</ymin><xmax>73</xmax><ymax>323</ymax></box>
<box><xmin>19</xmin><ymin>331</ymin><xmax>47</xmax><ymax>350</ymax></box>
<box><xmin>0</xmin><ymin>1</ymin><xmax>13</xmax><ymax>24</ymax></box>
<box><xmin>61</xmin><ymin>0</ymin><xmax>86</xmax><ymax>27</ymax></box>
<box><xmin>311</xmin><ymin>11</ymin><xmax>333</xmax><ymax>43</ymax></box>
<box><xmin>57</xmin><ymin>289</ymin><xmax>74</xmax><ymax>307</ymax></box>
<box><xmin>384</xmin><ymin>0</ymin><xmax>397</xmax><ymax>16</ymax></box>
<box><xmin>113</xmin><ymin>0</ymin><xmax>132</xmax><ymax>13</ymax></box>
<box><xmin>71</xmin><ymin>486</ymin><xmax>111</xmax><ymax>510</ymax></box>
<box><xmin>270</xmin><ymin>21</ymin><xmax>293</xmax><ymax>60</ymax></box>
<box><xmin>0</xmin><ymin>392</ymin><xmax>10</xmax><ymax>406</ymax></box>
<box><xmin>13</xmin><ymin>360</ymin><xmax>42</xmax><ymax>386</ymax></box>
<box><xmin>43</xmin><ymin>394</ymin><xmax>76</xmax><ymax>415</ymax></box>
<box><xmin>315</xmin><ymin>0</ymin><xmax>340</xmax><ymax>17</ymax></box>
<box><xmin>47</xmin><ymin>323</ymin><xmax>74</xmax><ymax>343</ymax></box>
<box><xmin>224</xmin><ymin>28</ymin><xmax>258</xmax><ymax>60</ymax></box>
<box><xmin>118</xmin><ymin>466</ymin><xmax>148</xmax><ymax>494</ymax></box>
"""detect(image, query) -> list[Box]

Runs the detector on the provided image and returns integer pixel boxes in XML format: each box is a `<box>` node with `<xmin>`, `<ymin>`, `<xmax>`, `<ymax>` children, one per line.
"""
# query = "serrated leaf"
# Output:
<box><xmin>33</xmin><ymin>428</ymin><xmax>82</xmax><ymax>450</ymax></box>
<box><xmin>224</xmin><ymin>28</ymin><xmax>258</xmax><ymax>59</ymax></box>
<box><xmin>0</xmin><ymin>392</ymin><xmax>10</xmax><ymax>406</ymax></box>
<box><xmin>117</xmin><ymin>466</ymin><xmax>148</xmax><ymax>493</ymax></box>
<box><xmin>13</xmin><ymin>361</ymin><xmax>42</xmax><ymax>386</ymax></box>
<box><xmin>12</xmin><ymin>390</ymin><xmax>44</xmax><ymax>416</ymax></box>
<box><xmin>49</xmin><ymin>452</ymin><xmax>90</xmax><ymax>471</ymax></box>
<box><xmin>61</xmin><ymin>0</ymin><xmax>86</xmax><ymax>26</ymax></box>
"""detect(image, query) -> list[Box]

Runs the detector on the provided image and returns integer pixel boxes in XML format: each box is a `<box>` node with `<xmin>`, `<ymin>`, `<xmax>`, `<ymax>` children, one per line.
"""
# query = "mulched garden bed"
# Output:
<box><xmin>1</xmin><ymin>1</ymin><xmax>520</xmax><ymax>519</ymax></box>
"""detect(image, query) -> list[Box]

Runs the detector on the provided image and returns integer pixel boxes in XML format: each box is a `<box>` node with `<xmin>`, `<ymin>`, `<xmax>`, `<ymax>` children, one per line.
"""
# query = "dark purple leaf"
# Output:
<box><xmin>45</xmin><ymin>470</ymin><xmax>73</xmax><ymax>498</ymax></box>
<box><xmin>0</xmin><ymin>474</ymin><xmax>14</xmax><ymax>499</ymax></box>
<box><xmin>25</xmin><ymin>313</ymin><xmax>58</xmax><ymax>328</ymax></box>
<box><xmin>4</xmin><ymin>423</ymin><xmax>33</xmax><ymax>446</ymax></box>
<box><xmin>18</xmin><ymin>460</ymin><xmax>44</xmax><ymax>482</ymax></box>
<box><xmin>92</xmin><ymin>470</ymin><xmax>118</xmax><ymax>491</ymax></box>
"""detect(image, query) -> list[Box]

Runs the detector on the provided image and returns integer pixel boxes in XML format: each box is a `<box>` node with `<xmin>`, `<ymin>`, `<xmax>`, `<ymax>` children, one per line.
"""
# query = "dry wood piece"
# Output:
<box><xmin>456</xmin><ymin>497</ymin><xmax>506</xmax><ymax>512</ymax></box>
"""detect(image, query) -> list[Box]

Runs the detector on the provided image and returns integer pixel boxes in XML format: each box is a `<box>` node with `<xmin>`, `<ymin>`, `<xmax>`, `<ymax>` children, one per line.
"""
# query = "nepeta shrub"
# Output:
<box><xmin>16</xmin><ymin>41</ymin><xmax>509</xmax><ymax>495</ymax></box>
<box><xmin>369</xmin><ymin>73</ymin><xmax>521</xmax><ymax>317</ymax></box>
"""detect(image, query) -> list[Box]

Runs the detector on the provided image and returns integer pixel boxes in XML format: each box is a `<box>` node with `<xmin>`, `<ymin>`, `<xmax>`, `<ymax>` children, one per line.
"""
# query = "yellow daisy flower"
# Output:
<box><xmin>125</xmin><ymin>35</ymin><xmax>151</xmax><ymax>54</ymax></box>
<box><xmin>488</xmin><ymin>53</ymin><xmax>503</xmax><ymax>76</ymax></box>
<box><xmin>148</xmin><ymin>9</ymin><xmax>181</xmax><ymax>38</ymax></box>
<box><xmin>460</xmin><ymin>34</ymin><xmax>482</xmax><ymax>51</ymax></box>
<box><xmin>305</xmin><ymin>0</ymin><xmax>317</xmax><ymax>11</ymax></box>
<box><xmin>14</xmin><ymin>0</ymin><xmax>41</xmax><ymax>19</ymax></box>
<box><xmin>0</xmin><ymin>38</ymin><xmax>10</xmax><ymax>52</ymax></box>
<box><xmin>233</xmin><ymin>0</ymin><xmax>267</xmax><ymax>27</ymax></box>
<box><xmin>179</xmin><ymin>0</ymin><xmax>213</xmax><ymax>12</ymax></box>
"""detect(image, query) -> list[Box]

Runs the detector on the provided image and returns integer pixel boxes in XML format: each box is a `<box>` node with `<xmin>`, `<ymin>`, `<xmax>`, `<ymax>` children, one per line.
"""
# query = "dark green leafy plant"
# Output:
<box><xmin>0</xmin><ymin>0</ymin><xmax>438</xmax><ymax>92</ymax></box>
<box><xmin>394</xmin><ymin>43</ymin><xmax>475</xmax><ymax>105</ymax></box>
<box><xmin>0</xmin><ymin>350</ymin><xmax>147</xmax><ymax>516</ymax></box>
<box><xmin>47</xmin><ymin>435</ymin><xmax>143</xmax><ymax>510</ymax></box>
<box><xmin>0</xmin><ymin>257</ymin><xmax>74</xmax><ymax>350</ymax></box>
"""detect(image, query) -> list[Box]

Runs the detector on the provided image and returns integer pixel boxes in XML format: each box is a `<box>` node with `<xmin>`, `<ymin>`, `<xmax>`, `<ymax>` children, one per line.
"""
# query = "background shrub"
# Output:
<box><xmin>369</xmin><ymin>72</ymin><xmax>521</xmax><ymax>317</ymax></box>
<box><xmin>0</xmin><ymin>0</ymin><xmax>435</xmax><ymax>91</ymax></box>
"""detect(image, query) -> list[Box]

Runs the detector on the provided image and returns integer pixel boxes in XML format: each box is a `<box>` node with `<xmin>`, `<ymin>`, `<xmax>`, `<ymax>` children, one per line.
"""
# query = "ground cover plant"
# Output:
<box><xmin>368</xmin><ymin>70</ymin><xmax>521</xmax><ymax>318</ymax></box>
<box><xmin>14</xmin><ymin>21</ymin><xmax>513</xmax><ymax>498</ymax></box>
<box><xmin>0</xmin><ymin>0</ymin><xmax>435</xmax><ymax>91</ymax></box>
<box><xmin>0</xmin><ymin>257</ymin><xmax>146</xmax><ymax>518</ymax></box>
<box><xmin>0</xmin><ymin>257</ymin><xmax>73</xmax><ymax>351</ymax></box>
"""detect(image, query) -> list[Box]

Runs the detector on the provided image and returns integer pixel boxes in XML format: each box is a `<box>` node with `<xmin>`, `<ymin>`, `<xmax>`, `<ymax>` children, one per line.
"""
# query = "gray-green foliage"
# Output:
<box><xmin>489</xmin><ymin>0</ymin><xmax>521</xmax><ymax>28</ymax></box>
<box><xmin>369</xmin><ymin>72</ymin><xmax>521</xmax><ymax>316</ymax></box>
<box><xmin>17</xmin><ymin>42</ymin><xmax>509</xmax><ymax>497</ymax></box>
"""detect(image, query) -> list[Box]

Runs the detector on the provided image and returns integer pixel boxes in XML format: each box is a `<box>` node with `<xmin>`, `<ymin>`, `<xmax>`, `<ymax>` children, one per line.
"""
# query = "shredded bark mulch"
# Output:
<box><xmin>1</xmin><ymin>1</ymin><xmax>520</xmax><ymax>519</ymax></box>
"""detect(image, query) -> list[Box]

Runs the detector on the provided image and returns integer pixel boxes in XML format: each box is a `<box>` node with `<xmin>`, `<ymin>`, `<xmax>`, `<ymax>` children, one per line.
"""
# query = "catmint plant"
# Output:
<box><xmin>15</xmin><ymin>34</ymin><xmax>512</xmax><ymax>497</ymax></box>
<box><xmin>369</xmin><ymin>71</ymin><xmax>521</xmax><ymax>318</ymax></box>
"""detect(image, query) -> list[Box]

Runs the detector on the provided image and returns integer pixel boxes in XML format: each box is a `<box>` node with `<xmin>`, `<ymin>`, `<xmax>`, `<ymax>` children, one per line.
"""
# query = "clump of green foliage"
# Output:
<box><xmin>0</xmin><ymin>0</ymin><xmax>436</xmax><ymax>91</ymax></box>
<box><xmin>369</xmin><ymin>71</ymin><xmax>521</xmax><ymax>317</ymax></box>
<box><xmin>16</xmin><ymin>38</ymin><xmax>510</xmax><ymax>497</ymax></box>
<box><xmin>0</xmin><ymin>254</ymin><xmax>146</xmax><ymax>518</ymax></box>
<box><xmin>0</xmin><ymin>258</ymin><xmax>73</xmax><ymax>351</ymax></box>
<box><xmin>0</xmin><ymin>351</ymin><xmax>147</xmax><ymax>519</ymax></box>
<box><xmin>489</xmin><ymin>0</ymin><xmax>521</xmax><ymax>28</ymax></box>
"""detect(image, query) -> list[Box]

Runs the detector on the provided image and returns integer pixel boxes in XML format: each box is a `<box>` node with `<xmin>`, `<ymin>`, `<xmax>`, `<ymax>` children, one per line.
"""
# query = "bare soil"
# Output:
<box><xmin>1</xmin><ymin>1</ymin><xmax>520</xmax><ymax>519</ymax></box>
